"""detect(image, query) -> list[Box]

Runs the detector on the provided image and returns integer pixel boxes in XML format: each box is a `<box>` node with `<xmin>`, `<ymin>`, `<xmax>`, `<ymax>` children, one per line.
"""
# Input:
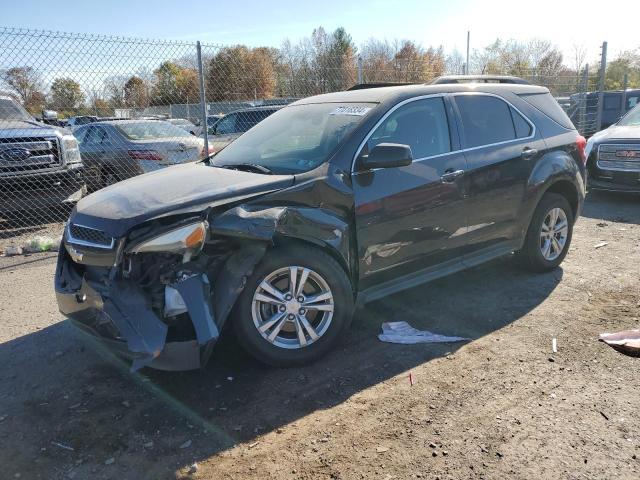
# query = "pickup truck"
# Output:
<box><xmin>0</xmin><ymin>96</ymin><xmax>85</xmax><ymax>218</ymax></box>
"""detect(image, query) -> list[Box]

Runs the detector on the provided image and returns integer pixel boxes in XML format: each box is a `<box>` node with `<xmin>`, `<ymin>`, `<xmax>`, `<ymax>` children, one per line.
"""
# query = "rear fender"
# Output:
<box><xmin>517</xmin><ymin>150</ymin><xmax>584</xmax><ymax>242</ymax></box>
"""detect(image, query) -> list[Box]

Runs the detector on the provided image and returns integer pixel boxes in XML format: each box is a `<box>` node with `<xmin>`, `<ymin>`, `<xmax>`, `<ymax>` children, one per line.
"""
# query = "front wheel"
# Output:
<box><xmin>517</xmin><ymin>192</ymin><xmax>574</xmax><ymax>272</ymax></box>
<box><xmin>232</xmin><ymin>245</ymin><xmax>354</xmax><ymax>367</ymax></box>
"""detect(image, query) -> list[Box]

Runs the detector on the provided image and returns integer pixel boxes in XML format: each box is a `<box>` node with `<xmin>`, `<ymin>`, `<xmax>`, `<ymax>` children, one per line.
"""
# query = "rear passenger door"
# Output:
<box><xmin>453</xmin><ymin>93</ymin><xmax>545</xmax><ymax>254</ymax></box>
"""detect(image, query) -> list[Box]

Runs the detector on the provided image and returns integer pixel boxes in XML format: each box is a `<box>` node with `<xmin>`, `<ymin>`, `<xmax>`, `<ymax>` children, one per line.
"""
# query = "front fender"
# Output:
<box><xmin>210</xmin><ymin>204</ymin><xmax>353</xmax><ymax>280</ymax></box>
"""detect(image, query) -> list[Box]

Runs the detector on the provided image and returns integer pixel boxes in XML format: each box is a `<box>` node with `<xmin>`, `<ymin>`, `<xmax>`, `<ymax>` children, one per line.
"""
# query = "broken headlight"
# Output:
<box><xmin>130</xmin><ymin>222</ymin><xmax>207</xmax><ymax>258</ymax></box>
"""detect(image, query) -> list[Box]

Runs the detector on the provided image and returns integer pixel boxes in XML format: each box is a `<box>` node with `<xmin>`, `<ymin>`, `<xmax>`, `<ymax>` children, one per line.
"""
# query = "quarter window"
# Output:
<box><xmin>456</xmin><ymin>95</ymin><xmax>518</xmax><ymax>148</ymax></box>
<box><xmin>366</xmin><ymin>97</ymin><xmax>451</xmax><ymax>159</ymax></box>
<box><xmin>510</xmin><ymin>107</ymin><xmax>532</xmax><ymax>138</ymax></box>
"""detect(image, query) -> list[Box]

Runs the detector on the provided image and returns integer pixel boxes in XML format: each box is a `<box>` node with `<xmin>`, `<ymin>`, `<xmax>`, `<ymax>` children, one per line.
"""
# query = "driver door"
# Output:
<box><xmin>352</xmin><ymin>96</ymin><xmax>469</xmax><ymax>291</ymax></box>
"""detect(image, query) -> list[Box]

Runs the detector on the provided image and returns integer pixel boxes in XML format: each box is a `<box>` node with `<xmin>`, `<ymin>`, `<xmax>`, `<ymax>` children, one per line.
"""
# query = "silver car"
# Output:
<box><xmin>74</xmin><ymin>120</ymin><xmax>209</xmax><ymax>189</ymax></box>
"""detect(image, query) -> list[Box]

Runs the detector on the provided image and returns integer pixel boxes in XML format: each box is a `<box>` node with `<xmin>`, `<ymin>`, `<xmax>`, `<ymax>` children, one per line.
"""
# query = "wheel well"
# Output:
<box><xmin>272</xmin><ymin>235</ymin><xmax>355</xmax><ymax>292</ymax></box>
<box><xmin>544</xmin><ymin>181</ymin><xmax>579</xmax><ymax>219</ymax></box>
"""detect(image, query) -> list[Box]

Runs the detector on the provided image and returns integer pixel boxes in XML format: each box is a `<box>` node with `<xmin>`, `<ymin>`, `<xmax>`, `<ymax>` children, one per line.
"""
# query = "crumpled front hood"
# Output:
<box><xmin>71</xmin><ymin>163</ymin><xmax>294</xmax><ymax>237</ymax></box>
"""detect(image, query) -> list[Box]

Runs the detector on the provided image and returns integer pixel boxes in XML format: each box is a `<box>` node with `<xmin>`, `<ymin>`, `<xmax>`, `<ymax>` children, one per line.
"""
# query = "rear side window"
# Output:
<box><xmin>366</xmin><ymin>97</ymin><xmax>451</xmax><ymax>159</ymax></box>
<box><xmin>455</xmin><ymin>95</ymin><xmax>516</xmax><ymax>148</ymax></box>
<box><xmin>520</xmin><ymin>92</ymin><xmax>574</xmax><ymax>130</ymax></box>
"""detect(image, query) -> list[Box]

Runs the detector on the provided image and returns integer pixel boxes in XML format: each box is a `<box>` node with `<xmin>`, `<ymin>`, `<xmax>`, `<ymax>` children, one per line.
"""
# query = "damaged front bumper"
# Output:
<box><xmin>55</xmin><ymin>247</ymin><xmax>217</xmax><ymax>371</ymax></box>
<box><xmin>55</xmin><ymin>244</ymin><xmax>222</xmax><ymax>372</ymax></box>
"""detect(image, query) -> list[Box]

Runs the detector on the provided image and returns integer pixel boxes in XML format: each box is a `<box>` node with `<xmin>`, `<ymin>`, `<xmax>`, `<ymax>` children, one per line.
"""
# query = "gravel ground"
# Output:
<box><xmin>0</xmin><ymin>191</ymin><xmax>639</xmax><ymax>480</ymax></box>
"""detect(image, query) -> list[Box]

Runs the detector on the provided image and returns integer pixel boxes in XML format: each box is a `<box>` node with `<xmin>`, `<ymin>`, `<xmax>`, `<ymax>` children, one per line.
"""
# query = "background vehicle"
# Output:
<box><xmin>568</xmin><ymin>89</ymin><xmax>640</xmax><ymax>133</ymax></box>
<box><xmin>207</xmin><ymin>106</ymin><xmax>282</xmax><ymax>153</ymax></box>
<box><xmin>0</xmin><ymin>96</ymin><xmax>84</xmax><ymax>217</ymax></box>
<box><xmin>167</xmin><ymin>117</ymin><xmax>202</xmax><ymax>136</ymax></box>
<box><xmin>585</xmin><ymin>103</ymin><xmax>640</xmax><ymax>192</ymax></box>
<box><xmin>66</xmin><ymin>115</ymin><xmax>98</xmax><ymax>129</ymax></box>
<box><xmin>73</xmin><ymin>119</ymin><xmax>210</xmax><ymax>189</ymax></box>
<box><xmin>56</xmin><ymin>83</ymin><xmax>586</xmax><ymax>371</ymax></box>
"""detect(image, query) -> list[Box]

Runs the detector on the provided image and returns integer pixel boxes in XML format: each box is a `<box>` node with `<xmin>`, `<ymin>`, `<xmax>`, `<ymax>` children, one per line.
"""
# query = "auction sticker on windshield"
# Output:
<box><xmin>329</xmin><ymin>106</ymin><xmax>372</xmax><ymax>116</ymax></box>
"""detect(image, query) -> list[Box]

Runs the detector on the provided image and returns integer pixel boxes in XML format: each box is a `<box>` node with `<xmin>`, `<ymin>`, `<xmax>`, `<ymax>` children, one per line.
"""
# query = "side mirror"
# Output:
<box><xmin>357</xmin><ymin>143</ymin><xmax>413</xmax><ymax>171</ymax></box>
<box><xmin>42</xmin><ymin>110</ymin><xmax>58</xmax><ymax>121</ymax></box>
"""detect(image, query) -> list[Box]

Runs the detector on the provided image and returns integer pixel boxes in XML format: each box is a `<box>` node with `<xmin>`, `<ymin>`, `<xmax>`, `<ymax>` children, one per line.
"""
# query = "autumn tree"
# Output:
<box><xmin>151</xmin><ymin>61</ymin><xmax>199</xmax><ymax>105</ymax></box>
<box><xmin>49</xmin><ymin>77</ymin><xmax>85</xmax><ymax>112</ymax></box>
<box><xmin>358</xmin><ymin>39</ymin><xmax>445</xmax><ymax>83</ymax></box>
<box><xmin>123</xmin><ymin>75</ymin><xmax>150</xmax><ymax>108</ymax></box>
<box><xmin>1</xmin><ymin>66</ymin><xmax>46</xmax><ymax>113</ymax></box>
<box><xmin>605</xmin><ymin>49</ymin><xmax>640</xmax><ymax>90</ymax></box>
<box><xmin>207</xmin><ymin>46</ymin><xmax>276</xmax><ymax>101</ymax></box>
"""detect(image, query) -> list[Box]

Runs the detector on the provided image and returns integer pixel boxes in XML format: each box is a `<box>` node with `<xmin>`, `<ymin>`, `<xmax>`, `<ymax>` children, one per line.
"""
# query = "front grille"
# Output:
<box><xmin>0</xmin><ymin>136</ymin><xmax>61</xmax><ymax>174</ymax></box>
<box><xmin>597</xmin><ymin>144</ymin><xmax>640</xmax><ymax>172</ymax></box>
<box><xmin>68</xmin><ymin>224</ymin><xmax>115</xmax><ymax>249</ymax></box>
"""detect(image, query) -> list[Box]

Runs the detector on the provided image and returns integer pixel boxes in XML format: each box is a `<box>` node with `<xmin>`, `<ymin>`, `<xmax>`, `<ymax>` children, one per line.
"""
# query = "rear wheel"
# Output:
<box><xmin>517</xmin><ymin>192</ymin><xmax>574</xmax><ymax>272</ymax></box>
<box><xmin>233</xmin><ymin>245</ymin><xmax>353</xmax><ymax>367</ymax></box>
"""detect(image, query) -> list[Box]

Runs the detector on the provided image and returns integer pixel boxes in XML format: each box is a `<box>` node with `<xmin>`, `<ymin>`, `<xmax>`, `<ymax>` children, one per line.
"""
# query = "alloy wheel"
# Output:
<box><xmin>539</xmin><ymin>207</ymin><xmax>568</xmax><ymax>261</ymax></box>
<box><xmin>251</xmin><ymin>266</ymin><xmax>334</xmax><ymax>349</ymax></box>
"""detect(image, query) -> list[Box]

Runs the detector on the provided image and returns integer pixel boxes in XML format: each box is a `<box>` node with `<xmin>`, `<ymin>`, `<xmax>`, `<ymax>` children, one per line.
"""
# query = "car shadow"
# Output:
<box><xmin>581</xmin><ymin>191</ymin><xmax>640</xmax><ymax>224</ymax></box>
<box><xmin>0</xmin><ymin>256</ymin><xmax>562</xmax><ymax>478</ymax></box>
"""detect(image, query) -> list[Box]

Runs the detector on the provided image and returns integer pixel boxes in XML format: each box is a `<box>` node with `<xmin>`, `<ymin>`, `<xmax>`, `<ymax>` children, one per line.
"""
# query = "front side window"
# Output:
<box><xmin>366</xmin><ymin>97</ymin><xmax>451</xmax><ymax>159</ymax></box>
<box><xmin>456</xmin><ymin>95</ymin><xmax>517</xmax><ymax>148</ymax></box>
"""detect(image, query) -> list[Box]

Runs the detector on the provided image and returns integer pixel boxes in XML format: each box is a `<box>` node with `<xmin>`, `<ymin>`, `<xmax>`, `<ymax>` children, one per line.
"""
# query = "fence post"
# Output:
<box><xmin>465</xmin><ymin>31</ymin><xmax>470</xmax><ymax>75</ymax></box>
<box><xmin>620</xmin><ymin>73</ymin><xmax>628</xmax><ymax>119</ymax></box>
<box><xmin>595</xmin><ymin>41</ymin><xmax>607</xmax><ymax>132</ymax></box>
<box><xmin>579</xmin><ymin>64</ymin><xmax>589</xmax><ymax>135</ymax></box>
<box><xmin>357</xmin><ymin>55</ymin><xmax>363</xmax><ymax>84</ymax></box>
<box><xmin>196</xmin><ymin>41</ymin><xmax>209</xmax><ymax>155</ymax></box>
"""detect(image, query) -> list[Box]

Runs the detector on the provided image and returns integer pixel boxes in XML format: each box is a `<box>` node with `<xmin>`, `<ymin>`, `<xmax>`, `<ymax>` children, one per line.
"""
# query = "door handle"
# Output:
<box><xmin>441</xmin><ymin>169</ymin><xmax>465</xmax><ymax>183</ymax></box>
<box><xmin>521</xmin><ymin>147</ymin><xmax>538</xmax><ymax>159</ymax></box>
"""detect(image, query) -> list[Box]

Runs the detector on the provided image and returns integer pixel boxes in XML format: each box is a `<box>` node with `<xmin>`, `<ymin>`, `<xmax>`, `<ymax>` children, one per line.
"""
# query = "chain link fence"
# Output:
<box><xmin>0</xmin><ymin>27</ymin><xmax>616</xmax><ymax>251</ymax></box>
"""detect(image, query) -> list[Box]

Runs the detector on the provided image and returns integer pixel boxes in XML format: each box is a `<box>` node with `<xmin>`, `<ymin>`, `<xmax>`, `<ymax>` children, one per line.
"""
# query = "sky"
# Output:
<box><xmin>1</xmin><ymin>0</ymin><xmax>638</xmax><ymax>63</ymax></box>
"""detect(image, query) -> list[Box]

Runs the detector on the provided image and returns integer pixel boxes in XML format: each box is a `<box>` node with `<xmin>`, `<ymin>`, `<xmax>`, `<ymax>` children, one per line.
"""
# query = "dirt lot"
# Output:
<box><xmin>0</xmin><ymin>191</ymin><xmax>639</xmax><ymax>480</ymax></box>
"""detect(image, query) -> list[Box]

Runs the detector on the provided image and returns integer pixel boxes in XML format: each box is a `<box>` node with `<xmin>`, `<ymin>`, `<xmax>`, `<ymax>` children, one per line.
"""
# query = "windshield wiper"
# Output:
<box><xmin>217</xmin><ymin>163</ymin><xmax>274</xmax><ymax>175</ymax></box>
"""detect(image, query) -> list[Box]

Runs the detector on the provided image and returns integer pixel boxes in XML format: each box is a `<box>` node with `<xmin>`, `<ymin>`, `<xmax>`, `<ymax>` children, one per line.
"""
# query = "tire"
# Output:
<box><xmin>232</xmin><ymin>245</ymin><xmax>354</xmax><ymax>367</ymax></box>
<box><xmin>517</xmin><ymin>192</ymin><xmax>574</xmax><ymax>272</ymax></box>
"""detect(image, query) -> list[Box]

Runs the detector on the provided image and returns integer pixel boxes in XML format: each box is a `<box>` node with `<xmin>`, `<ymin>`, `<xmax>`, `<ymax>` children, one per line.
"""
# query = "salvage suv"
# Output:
<box><xmin>55</xmin><ymin>82</ymin><xmax>586</xmax><ymax>371</ymax></box>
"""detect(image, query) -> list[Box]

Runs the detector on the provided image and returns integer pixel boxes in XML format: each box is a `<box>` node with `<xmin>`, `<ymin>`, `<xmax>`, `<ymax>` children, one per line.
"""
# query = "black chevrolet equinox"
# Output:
<box><xmin>56</xmin><ymin>82</ymin><xmax>587</xmax><ymax>371</ymax></box>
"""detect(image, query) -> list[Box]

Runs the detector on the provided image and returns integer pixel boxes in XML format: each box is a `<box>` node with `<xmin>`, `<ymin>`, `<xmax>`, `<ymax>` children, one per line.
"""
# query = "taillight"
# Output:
<box><xmin>201</xmin><ymin>145</ymin><xmax>218</xmax><ymax>157</ymax></box>
<box><xmin>128</xmin><ymin>149</ymin><xmax>163</xmax><ymax>161</ymax></box>
<box><xmin>576</xmin><ymin>136</ymin><xmax>587</xmax><ymax>165</ymax></box>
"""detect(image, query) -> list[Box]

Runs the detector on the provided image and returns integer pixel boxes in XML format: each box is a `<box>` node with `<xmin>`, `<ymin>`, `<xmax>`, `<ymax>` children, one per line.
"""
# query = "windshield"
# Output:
<box><xmin>618</xmin><ymin>104</ymin><xmax>640</xmax><ymax>127</ymax></box>
<box><xmin>0</xmin><ymin>98</ymin><xmax>33</xmax><ymax>121</ymax></box>
<box><xmin>115</xmin><ymin>121</ymin><xmax>193</xmax><ymax>140</ymax></box>
<box><xmin>212</xmin><ymin>103</ymin><xmax>375</xmax><ymax>174</ymax></box>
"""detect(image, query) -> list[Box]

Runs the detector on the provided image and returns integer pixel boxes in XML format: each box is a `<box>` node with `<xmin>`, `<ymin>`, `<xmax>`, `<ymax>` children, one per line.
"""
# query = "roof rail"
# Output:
<box><xmin>429</xmin><ymin>75</ymin><xmax>531</xmax><ymax>85</ymax></box>
<box><xmin>347</xmin><ymin>82</ymin><xmax>418</xmax><ymax>91</ymax></box>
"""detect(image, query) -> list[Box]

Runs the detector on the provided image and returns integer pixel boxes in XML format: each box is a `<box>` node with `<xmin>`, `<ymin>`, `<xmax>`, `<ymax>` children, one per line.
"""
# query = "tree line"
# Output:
<box><xmin>2</xmin><ymin>26</ymin><xmax>639</xmax><ymax>117</ymax></box>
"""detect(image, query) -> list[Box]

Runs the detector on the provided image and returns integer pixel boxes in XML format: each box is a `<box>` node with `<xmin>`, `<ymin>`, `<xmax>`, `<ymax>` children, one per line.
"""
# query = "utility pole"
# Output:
<box><xmin>465</xmin><ymin>31</ymin><xmax>470</xmax><ymax>75</ymax></box>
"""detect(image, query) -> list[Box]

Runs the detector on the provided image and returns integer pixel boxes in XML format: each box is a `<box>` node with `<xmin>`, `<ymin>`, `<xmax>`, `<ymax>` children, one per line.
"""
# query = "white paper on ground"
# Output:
<box><xmin>378</xmin><ymin>321</ymin><xmax>470</xmax><ymax>344</ymax></box>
